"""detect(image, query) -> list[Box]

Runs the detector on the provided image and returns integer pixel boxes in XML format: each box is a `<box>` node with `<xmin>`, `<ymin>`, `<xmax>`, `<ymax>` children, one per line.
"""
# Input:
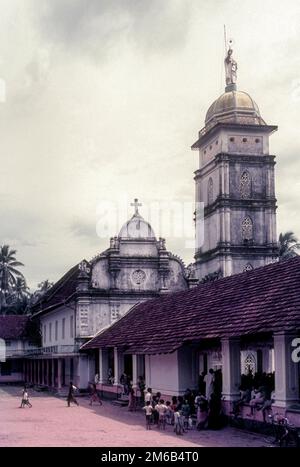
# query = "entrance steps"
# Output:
<box><xmin>111</xmin><ymin>395</ymin><xmax>129</xmax><ymax>407</ymax></box>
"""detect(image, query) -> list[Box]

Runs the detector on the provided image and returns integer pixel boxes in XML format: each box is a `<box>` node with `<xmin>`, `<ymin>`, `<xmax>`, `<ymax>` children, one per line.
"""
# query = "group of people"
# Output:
<box><xmin>141</xmin><ymin>370</ymin><xmax>226</xmax><ymax>434</ymax></box>
<box><xmin>18</xmin><ymin>381</ymin><xmax>101</xmax><ymax>410</ymax></box>
<box><xmin>231</xmin><ymin>371</ymin><xmax>275</xmax><ymax>422</ymax></box>
<box><xmin>142</xmin><ymin>391</ymin><xmax>190</xmax><ymax>434</ymax></box>
<box><xmin>18</xmin><ymin>368</ymin><xmax>279</xmax><ymax>436</ymax></box>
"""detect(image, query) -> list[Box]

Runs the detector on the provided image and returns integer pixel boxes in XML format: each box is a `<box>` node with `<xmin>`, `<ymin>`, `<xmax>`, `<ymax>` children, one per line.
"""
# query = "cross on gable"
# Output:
<box><xmin>131</xmin><ymin>198</ymin><xmax>142</xmax><ymax>215</ymax></box>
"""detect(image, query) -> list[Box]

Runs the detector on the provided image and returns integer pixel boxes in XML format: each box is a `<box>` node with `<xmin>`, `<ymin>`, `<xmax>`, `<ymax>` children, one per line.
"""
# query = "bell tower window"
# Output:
<box><xmin>240</xmin><ymin>171</ymin><xmax>251</xmax><ymax>199</ymax></box>
<box><xmin>242</xmin><ymin>216</ymin><xmax>253</xmax><ymax>241</ymax></box>
<box><xmin>207</xmin><ymin>178</ymin><xmax>213</xmax><ymax>205</ymax></box>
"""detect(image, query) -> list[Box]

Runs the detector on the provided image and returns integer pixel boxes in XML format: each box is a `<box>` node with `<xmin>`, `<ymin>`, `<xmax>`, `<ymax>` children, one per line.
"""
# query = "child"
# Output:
<box><xmin>195</xmin><ymin>394</ymin><xmax>208</xmax><ymax>430</ymax></box>
<box><xmin>144</xmin><ymin>388</ymin><xmax>152</xmax><ymax>404</ymax></box>
<box><xmin>143</xmin><ymin>401</ymin><xmax>153</xmax><ymax>430</ymax></box>
<box><xmin>181</xmin><ymin>399</ymin><xmax>190</xmax><ymax>431</ymax></box>
<box><xmin>155</xmin><ymin>399</ymin><xmax>167</xmax><ymax>430</ymax></box>
<box><xmin>20</xmin><ymin>387</ymin><xmax>32</xmax><ymax>408</ymax></box>
<box><xmin>174</xmin><ymin>409</ymin><xmax>183</xmax><ymax>435</ymax></box>
<box><xmin>165</xmin><ymin>401</ymin><xmax>174</xmax><ymax>425</ymax></box>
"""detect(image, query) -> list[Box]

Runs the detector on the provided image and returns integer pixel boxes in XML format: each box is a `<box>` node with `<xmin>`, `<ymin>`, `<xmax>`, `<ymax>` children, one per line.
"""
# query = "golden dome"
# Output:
<box><xmin>205</xmin><ymin>90</ymin><xmax>266</xmax><ymax>130</ymax></box>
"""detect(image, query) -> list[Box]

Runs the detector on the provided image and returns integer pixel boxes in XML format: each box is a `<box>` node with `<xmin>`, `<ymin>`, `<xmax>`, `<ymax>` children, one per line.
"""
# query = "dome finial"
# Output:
<box><xmin>224</xmin><ymin>27</ymin><xmax>237</xmax><ymax>92</ymax></box>
<box><xmin>131</xmin><ymin>198</ymin><xmax>142</xmax><ymax>216</ymax></box>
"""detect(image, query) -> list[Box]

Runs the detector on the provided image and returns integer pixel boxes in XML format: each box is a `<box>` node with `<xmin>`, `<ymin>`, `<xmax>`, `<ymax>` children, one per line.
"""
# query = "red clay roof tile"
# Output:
<box><xmin>82</xmin><ymin>257</ymin><xmax>300</xmax><ymax>354</ymax></box>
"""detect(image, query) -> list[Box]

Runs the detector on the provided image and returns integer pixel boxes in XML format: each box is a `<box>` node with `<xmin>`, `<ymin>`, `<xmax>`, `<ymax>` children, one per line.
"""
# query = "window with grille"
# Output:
<box><xmin>207</xmin><ymin>177</ymin><xmax>213</xmax><ymax>205</ymax></box>
<box><xmin>240</xmin><ymin>171</ymin><xmax>251</xmax><ymax>199</ymax></box>
<box><xmin>243</xmin><ymin>263</ymin><xmax>253</xmax><ymax>272</ymax></box>
<box><xmin>242</xmin><ymin>216</ymin><xmax>253</xmax><ymax>240</ymax></box>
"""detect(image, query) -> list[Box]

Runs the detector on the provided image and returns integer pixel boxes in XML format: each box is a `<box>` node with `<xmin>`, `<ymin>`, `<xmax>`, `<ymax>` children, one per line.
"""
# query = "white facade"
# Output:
<box><xmin>41</xmin><ymin>307</ymin><xmax>75</xmax><ymax>348</ymax></box>
<box><xmin>32</xmin><ymin>204</ymin><xmax>189</xmax><ymax>390</ymax></box>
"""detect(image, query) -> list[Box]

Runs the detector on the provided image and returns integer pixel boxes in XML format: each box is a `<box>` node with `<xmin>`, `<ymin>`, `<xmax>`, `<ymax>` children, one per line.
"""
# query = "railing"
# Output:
<box><xmin>4</xmin><ymin>349</ymin><xmax>28</xmax><ymax>358</ymax></box>
<box><xmin>26</xmin><ymin>345</ymin><xmax>80</xmax><ymax>356</ymax></box>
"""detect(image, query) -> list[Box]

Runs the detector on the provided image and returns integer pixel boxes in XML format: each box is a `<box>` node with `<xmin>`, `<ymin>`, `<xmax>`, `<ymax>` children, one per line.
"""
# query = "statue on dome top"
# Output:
<box><xmin>224</xmin><ymin>41</ymin><xmax>237</xmax><ymax>87</ymax></box>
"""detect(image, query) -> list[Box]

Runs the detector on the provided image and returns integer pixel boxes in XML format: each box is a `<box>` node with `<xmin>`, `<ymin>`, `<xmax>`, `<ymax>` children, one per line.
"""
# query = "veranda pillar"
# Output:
<box><xmin>274</xmin><ymin>331</ymin><xmax>299</xmax><ymax>408</ymax></box>
<box><xmin>98</xmin><ymin>349</ymin><xmax>109</xmax><ymax>384</ymax></box>
<box><xmin>221</xmin><ymin>337</ymin><xmax>241</xmax><ymax>402</ymax></box>
<box><xmin>132</xmin><ymin>354</ymin><xmax>138</xmax><ymax>388</ymax></box>
<box><xmin>57</xmin><ymin>359</ymin><xmax>62</xmax><ymax>389</ymax></box>
<box><xmin>113</xmin><ymin>347</ymin><xmax>119</xmax><ymax>386</ymax></box>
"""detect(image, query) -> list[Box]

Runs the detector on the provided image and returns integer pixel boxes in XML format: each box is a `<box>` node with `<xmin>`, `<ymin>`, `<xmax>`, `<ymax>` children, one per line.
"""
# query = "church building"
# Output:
<box><xmin>82</xmin><ymin>44</ymin><xmax>300</xmax><ymax>425</ymax></box>
<box><xmin>26</xmin><ymin>201</ymin><xmax>189</xmax><ymax>390</ymax></box>
<box><xmin>7</xmin><ymin>43</ymin><xmax>300</xmax><ymax>429</ymax></box>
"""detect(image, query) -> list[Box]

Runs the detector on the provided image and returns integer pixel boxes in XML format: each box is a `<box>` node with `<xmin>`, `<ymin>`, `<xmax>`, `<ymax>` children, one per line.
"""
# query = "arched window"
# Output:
<box><xmin>207</xmin><ymin>177</ymin><xmax>213</xmax><ymax>205</ymax></box>
<box><xmin>242</xmin><ymin>216</ymin><xmax>253</xmax><ymax>241</ymax></box>
<box><xmin>243</xmin><ymin>263</ymin><xmax>253</xmax><ymax>272</ymax></box>
<box><xmin>244</xmin><ymin>353</ymin><xmax>256</xmax><ymax>375</ymax></box>
<box><xmin>240</xmin><ymin>171</ymin><xmax>251</xmax><ymax>199</ymax></box>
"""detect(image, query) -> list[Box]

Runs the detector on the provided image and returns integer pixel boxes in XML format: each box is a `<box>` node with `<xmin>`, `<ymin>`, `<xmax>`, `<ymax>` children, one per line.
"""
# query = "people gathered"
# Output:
<box><xmin>140</xmin><ymin>368</ymin><xmax>227</xmax><ymax>433</ymax></box>
<box><xmin>139</xmin><ymin>369</ymin><xmax>275</xmax><ymax>433</ymax></box>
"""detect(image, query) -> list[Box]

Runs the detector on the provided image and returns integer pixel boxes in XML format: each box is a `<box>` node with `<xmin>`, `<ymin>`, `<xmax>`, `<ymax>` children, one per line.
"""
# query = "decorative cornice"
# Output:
<box><xmin>203</xmin><ymin>196</ymin><xmax>277</xmax><ymax>216</ymax></box>
<box><xmin>191</xmin><ymin>123</ymin><xmax>278</xmax><ymax>149</ymax></box>
<box><xmin>195</xmin><ymin>153</ymin><xmax>276</xmax><ymax>179</ymax></box>
<box><xmin>195</xmin><ymin>244</ymin><xmax>279</xmax><ymax>262</ymax></box>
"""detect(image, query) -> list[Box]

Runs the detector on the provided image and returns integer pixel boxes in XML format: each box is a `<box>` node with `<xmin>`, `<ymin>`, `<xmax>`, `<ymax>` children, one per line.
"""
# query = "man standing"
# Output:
<box><xmin>67</xmin><ymin>381</ymin><xmax>79</xmax><ymax>407</ymax></box>
<box><xmin>204</xmin><ymin>369</ymin><xmax>215</xmax><ymax>400</ymax></box>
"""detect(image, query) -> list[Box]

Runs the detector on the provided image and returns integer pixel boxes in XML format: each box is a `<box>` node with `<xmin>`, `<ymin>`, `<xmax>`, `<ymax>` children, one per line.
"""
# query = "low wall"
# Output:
<box><xmin>96</xmin><ymin>383</ymin><xmax>122</xmax><ymax>399</ymax></box>
<box><xmin>0</xmin><ymin>373</ymin><xmax>23</xmax><ymax>384</ymax></box>
<box><xmin>223</xmin><ymin>400</ymin><xmax>300</xmax><ymax>429</ymax></box>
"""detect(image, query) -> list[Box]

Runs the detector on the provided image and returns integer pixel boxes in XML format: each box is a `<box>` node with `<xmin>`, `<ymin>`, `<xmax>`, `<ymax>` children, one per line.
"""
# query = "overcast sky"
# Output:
<box><xmin>1</xmin><ymin>0</ymin><xmax>300</xmax><ymax>289</ymax></box>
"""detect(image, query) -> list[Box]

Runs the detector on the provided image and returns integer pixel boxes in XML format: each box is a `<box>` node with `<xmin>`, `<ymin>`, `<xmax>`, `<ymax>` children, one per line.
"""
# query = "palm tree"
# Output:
<box><xmin>278</xmin><ymin>232</ymin><xmax>300</xmax><ymax>261</ymax></box>
<box><xmin>0</xmin><ymin>245</ymin><xmax>24</xmax><ymax>313</ymax></box>
<box><xmin>6</xmin><ymin>277</ymin><xmax>31</xmax><ymax>315</ymax></box>
<box><xmin>37</xmin><ymin>279</ymin><xmax>53</xmax><ymax>294</ymax></box>
<box><xmin>13</xmin><ymin>277</ymin><xmax>30</xmax><ymax>302</ymax></box>
<box><xmin>31</xmin><ymin>279</ymin><xmax>54</xmax><ymax>305</ymax></box>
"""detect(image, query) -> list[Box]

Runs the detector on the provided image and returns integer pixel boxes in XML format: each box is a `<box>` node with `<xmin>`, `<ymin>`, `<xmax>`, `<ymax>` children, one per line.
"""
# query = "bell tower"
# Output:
<box><xmin>192</xmin><ymin>44</ymin><xmax>278</xmax><ymax>280</ymax></box>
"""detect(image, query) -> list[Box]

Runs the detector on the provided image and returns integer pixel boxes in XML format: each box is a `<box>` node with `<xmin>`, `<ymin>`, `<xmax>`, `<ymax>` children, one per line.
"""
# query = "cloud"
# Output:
<box><xmin>1</xmin><ymin>0</ymin><xmax>300</xmax><ymax>288</ymax></box>
<box><xmin>69</xmin><ymin>217</ymin><xmax>98</xmax><ymax>241</ymax></box>
<box><xmin>33</xmin><ymin>0</ymin><xmax>192</xmax><ymax>59</ymax></box>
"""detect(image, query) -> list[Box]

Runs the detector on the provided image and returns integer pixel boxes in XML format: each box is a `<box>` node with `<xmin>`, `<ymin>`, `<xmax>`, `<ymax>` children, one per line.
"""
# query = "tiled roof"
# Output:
<box><xmin>82</xmin><ymin>257</ymin><xmax>300</xmax><ymax>354</ymax></box>
<box><xmin>0</xmin><ymin>316</ymin><xmax>34</xmax><ymax>340</ymax></box>
<box><xmin>30</xmin><ymin>264</ymin><xmax>80</xmax><ymax>315</ymax></box>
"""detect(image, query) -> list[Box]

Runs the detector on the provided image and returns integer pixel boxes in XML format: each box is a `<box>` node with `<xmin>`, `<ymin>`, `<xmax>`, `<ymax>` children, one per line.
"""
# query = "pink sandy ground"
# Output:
<box><xmin>0</xmin><ymin>386</ymin><xmax>273</xmax><ymax>447</ymax></box>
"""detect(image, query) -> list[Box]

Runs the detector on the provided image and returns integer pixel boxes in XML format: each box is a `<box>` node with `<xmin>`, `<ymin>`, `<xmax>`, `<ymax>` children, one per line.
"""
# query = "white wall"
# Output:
<box><xmin>178</xmin><ymin>347</ymin><xmax>199</xmax><ymax>392</ymax></box>
<box><xmin>77</xmin><ymin>354</ymin><xmax>90</xmax><ymax>389</ymax></box>
<box><xmin>2</xmin><ymin>338</ymin><xmax>37</xmax><ymax>357</ymax></box>
<box><xmin>91</xmin><ymin>258</ymin><xmax>111</xmax><ymax>289</ymax></box>
<box><xmin>145</xmin><ymin>352</ymin><xmax>179</xmax><ymax>396</ymax></box>
<box><xmin>41</xmin><ymin>306</ymin><xmax>75</xmax><ymax>348</ymax></box>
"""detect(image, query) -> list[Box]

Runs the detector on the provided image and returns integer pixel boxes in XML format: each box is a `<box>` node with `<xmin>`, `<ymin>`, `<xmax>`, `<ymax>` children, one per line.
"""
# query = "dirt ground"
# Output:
<box><xmin>0</xmin><ymin>385</ymin><xmax>274</xmax><ymax>447</ymax></box>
